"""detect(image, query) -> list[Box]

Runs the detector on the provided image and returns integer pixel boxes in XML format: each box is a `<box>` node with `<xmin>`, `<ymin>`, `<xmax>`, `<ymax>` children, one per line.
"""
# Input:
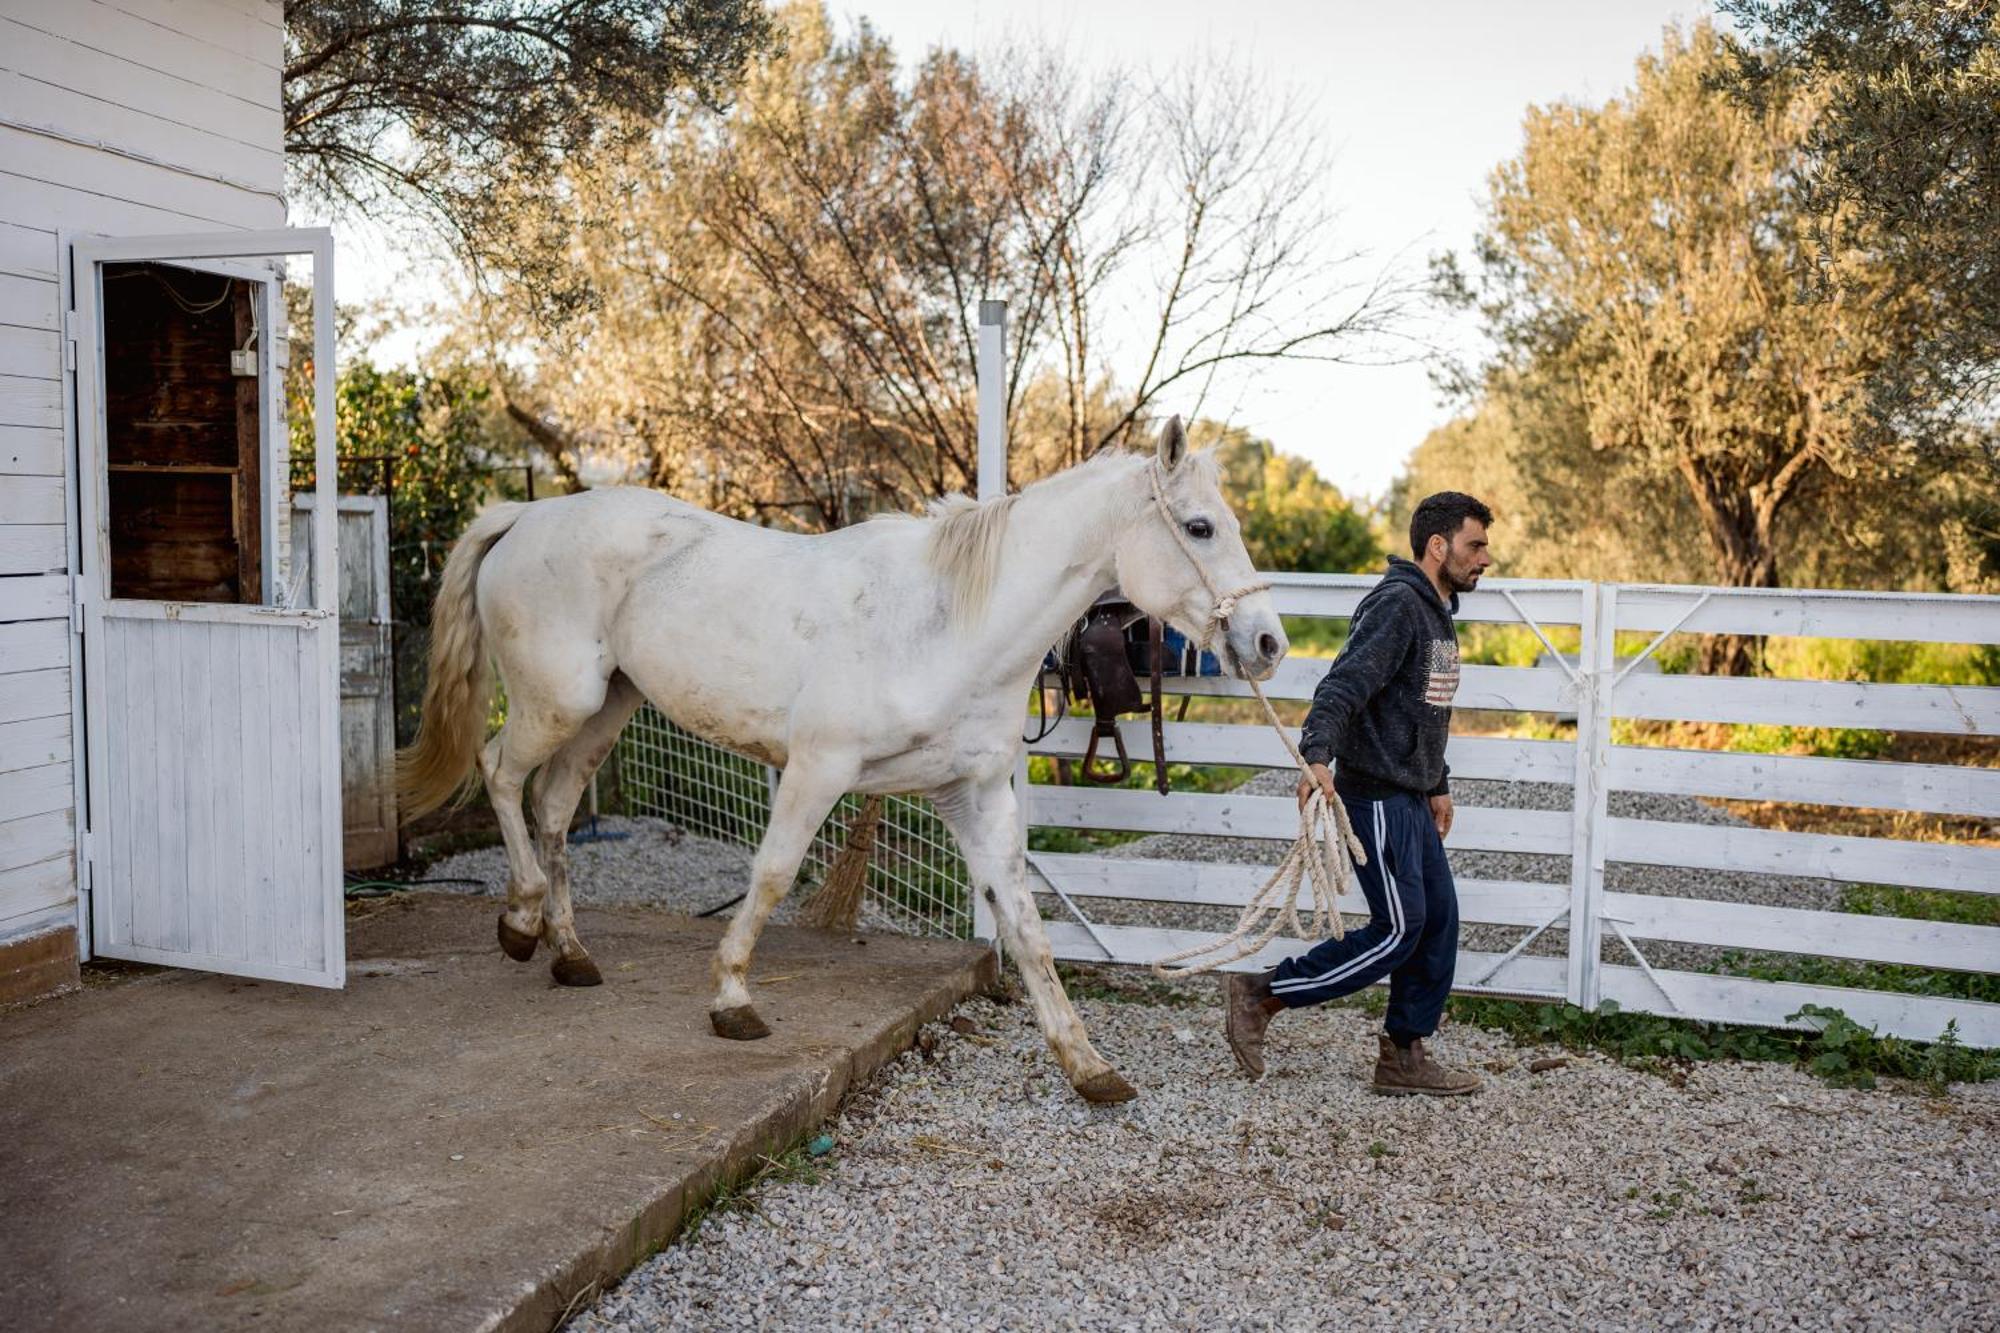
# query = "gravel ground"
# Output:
<box><xmin>420</xmin><ymin>816</ymin><xmax>908</xmax><ymax>933</ymax></box>
<box><xmin>574</xmin><ymin>990</ymin><xmax>2000</xmax><ymax>1331</ymax></box>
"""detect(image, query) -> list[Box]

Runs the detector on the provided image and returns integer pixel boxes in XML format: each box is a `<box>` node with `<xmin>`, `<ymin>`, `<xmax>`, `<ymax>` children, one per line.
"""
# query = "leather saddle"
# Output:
<box><xmin>1041</xmin><ymin>594</ymin><xmax>1222</xmax><ymax>795</ymax></box>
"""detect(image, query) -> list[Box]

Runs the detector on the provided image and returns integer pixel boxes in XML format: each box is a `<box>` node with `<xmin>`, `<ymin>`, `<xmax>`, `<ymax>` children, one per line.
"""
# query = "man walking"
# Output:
<box><xmin>1224</xmin><ymin>492</ymin><xmax>1494</xmax><ymax>1095</ymax></box>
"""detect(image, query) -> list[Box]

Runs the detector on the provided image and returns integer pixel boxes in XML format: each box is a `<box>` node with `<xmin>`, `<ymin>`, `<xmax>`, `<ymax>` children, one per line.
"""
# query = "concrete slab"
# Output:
<box><xmin>0</xmin><ymin>895</ymin><xmax>994</xmax><ymax>1332</ymax></box>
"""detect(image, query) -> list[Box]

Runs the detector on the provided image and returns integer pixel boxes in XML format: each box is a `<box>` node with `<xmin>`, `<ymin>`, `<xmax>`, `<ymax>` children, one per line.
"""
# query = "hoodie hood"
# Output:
<box><xmin>1382</xmin><ymin>555</ymin><xmax>1458</xmax><ymax>616</ymax></box>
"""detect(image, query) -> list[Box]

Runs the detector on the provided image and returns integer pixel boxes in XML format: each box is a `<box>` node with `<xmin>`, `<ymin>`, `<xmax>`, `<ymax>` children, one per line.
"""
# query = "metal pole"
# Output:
<box><xmin>976</xmin><ymin>299</ymin><xmax>1008</xmax><ymax>947</ymax></box>
<box><xmin>977</xmin><ymin>301</ymin><xmax>1006</xmax><ymax>502</ymax></box>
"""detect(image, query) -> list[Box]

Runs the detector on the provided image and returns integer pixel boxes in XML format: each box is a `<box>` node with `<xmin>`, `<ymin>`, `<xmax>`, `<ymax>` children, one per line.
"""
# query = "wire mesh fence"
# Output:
<box><xmin>613</xmin><ymin>704</ymin><xmax>972</xmax><ymax>939</ymax></box>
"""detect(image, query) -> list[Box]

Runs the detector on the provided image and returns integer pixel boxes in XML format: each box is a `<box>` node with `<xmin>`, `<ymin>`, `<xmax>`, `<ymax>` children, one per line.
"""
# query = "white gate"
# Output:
<box><xmin>69</xmin><ymin>230</ymin><xmax>343</xmax><ymax>988</ymax></box>
<box><xmin>294</xmin><ymin>494</ymin><xmax>398</xmax><ymax>870</ymax></box>
<box><xmin>1022</xmin><ymin>577</ymin><xmax>2000</xmax><ymax>1047</ymax></box>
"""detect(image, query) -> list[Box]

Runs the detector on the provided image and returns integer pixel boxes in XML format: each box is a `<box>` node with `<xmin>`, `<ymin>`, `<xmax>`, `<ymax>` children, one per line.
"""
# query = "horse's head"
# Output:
<box><xmin>1113</xmin><ymin>417</ymin><xmax>1288</xmax><ymax>682</ymax></box>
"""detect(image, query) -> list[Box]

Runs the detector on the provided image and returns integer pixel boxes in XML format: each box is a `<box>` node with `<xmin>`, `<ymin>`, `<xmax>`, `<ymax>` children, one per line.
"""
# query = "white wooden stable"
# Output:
<box><xmin>0</xmin><ymin>0</ymin><xmax>345</xmax><ymax>999</ymax></box>
<box><xmin>966</xmin><ymin>307</ymin><xmax>2000</xmax><ymax>1049</ymax></box>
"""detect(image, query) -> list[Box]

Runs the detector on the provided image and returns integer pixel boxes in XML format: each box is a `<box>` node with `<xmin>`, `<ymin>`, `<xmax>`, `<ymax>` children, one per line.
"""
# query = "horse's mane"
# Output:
<box><xmin>889</xmin><ymin>444</ymin><xmax>1216</xmax><ymax>630</ymax></box>
<box><xmin>921</xmin><ymin>491</ymin><xmax>1020</xmax><ymax>628</ymax></box>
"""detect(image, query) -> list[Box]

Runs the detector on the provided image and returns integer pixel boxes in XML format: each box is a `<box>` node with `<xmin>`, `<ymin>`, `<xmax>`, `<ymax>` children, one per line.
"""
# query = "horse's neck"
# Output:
<box><xmin>971</xmin><ymin>458</ymin><xmax>1142</xmax><ymax>678</ymax></box>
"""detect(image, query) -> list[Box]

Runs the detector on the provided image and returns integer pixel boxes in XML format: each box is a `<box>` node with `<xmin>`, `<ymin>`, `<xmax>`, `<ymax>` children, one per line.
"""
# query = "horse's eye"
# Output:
<box><xmin>1185</xmin><ymin>518</ymin><xmax>1214</xmax><ymax>540</ymax></box>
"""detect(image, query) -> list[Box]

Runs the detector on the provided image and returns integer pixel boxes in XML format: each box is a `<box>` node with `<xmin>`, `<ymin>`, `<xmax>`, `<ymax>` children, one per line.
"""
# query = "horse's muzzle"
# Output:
<box><xmin>1224</xmin><ymin>616</ymin><xmax>1288</xmax><ymax>682</ymax></box>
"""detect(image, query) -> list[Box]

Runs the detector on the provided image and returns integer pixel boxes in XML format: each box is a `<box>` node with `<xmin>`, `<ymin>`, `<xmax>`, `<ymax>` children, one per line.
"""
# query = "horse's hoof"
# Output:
<box><xmin>551</xmin><ymin>954</ymin><xmax>603</xmax><ymax>987</ymax></box>
<box><xmin>497</xmin><ymin>915</ymin><xmax>539</xmax><ymax>962</ymax></box>
<box><xmin>710</xmin><ymin>1005</ymin><xmax>772</xmax><ymax>1041</ymax></box>
<box><xmin>1075</xmin><ymin>1070</ymin><xmax>1138</xmax><ymax>1104</ymax></box>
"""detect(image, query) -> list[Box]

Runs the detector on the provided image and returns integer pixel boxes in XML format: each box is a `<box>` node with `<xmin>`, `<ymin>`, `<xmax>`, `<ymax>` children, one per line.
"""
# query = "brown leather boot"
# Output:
<box><xmin>1371</xmin><ymin>1035</ymin><xmax>1482</xmax><ymax>1096</ymax></box>
<box><xmin>1223</xmin><ymin>972</ymin><xmax>1276</xmax><ymax>1078</ymax></box>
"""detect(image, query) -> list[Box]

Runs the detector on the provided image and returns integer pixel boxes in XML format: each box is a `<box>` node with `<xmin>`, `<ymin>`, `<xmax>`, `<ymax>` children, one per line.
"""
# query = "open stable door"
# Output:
<box><xmin>69</xmin><ymin>229</ymin><xmax>344</xmax><ymax>988</ymax></box>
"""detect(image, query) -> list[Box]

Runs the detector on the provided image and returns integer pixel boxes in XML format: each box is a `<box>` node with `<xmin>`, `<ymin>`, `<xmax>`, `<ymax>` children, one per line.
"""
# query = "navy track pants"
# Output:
<box><xmin>1268</xmin><ymin>789</ymin><xmax>1459</xmax><ymax>1041</ymax></box>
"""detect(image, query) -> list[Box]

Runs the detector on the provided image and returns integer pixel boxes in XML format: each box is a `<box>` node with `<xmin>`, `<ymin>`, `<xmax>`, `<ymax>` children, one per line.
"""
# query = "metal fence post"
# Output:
<box><xmin>1566</xmin><ymin>583</ymin><xmax>1614</xmax><ymax>1008</ymax></box>
<box><xmin>976</xmin><ymin>298</ymin><xmax>1007</xmax><ymax>947</ymax></box>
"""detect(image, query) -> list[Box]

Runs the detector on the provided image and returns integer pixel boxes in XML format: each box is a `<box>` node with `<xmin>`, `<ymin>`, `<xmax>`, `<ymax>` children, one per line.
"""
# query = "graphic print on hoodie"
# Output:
<box><xmin>1298</xmin><ymin>556</ymin><xmax>1461</xmax><ymax>799</ymax></box>
<box><xmin>1423</xmin><ymin>638</ymin><xmax>1462</xmax><ymax>707</ymax></box>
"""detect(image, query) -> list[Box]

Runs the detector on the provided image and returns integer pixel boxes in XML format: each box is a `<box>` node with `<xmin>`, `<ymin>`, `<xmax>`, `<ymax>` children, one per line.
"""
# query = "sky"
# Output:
<box><xmin>342</xmin><ymin>0</ymin><xmax>1724</xmax><ymax>504</ymax></box>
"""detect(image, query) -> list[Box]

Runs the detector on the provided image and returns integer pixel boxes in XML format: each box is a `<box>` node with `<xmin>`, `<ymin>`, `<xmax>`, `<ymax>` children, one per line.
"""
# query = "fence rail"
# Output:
<box><xmin>607</xmin><ymin>573</ymin><xmax>1999</xmax><ymax>1048</ymax></box>
<box><xmin>1026</xmin><ymin>576</ymin><xmax>2000</xmax><ymax>1048</ymax></box>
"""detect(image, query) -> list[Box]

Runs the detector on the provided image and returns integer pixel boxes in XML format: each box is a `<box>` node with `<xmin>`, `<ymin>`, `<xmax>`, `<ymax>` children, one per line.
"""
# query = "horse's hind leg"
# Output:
<box><xmin>531</xmin><ymin>673</ymin><xmax>644</xmax><ymax>987</ymax></box>
<box><xmin>480</xmin><ymin>677</ymin><xmax>604</xmax><ymax>966</ymax></box>
<box><xmin>709</xmin><ymin>758</ymin><xmax>851</xmax><ymax>1039</ymax></box>
<box><xmin>931</xmin><ymin>774</ymin><xmax>1135</xmax><ymax>1104</ymax></box>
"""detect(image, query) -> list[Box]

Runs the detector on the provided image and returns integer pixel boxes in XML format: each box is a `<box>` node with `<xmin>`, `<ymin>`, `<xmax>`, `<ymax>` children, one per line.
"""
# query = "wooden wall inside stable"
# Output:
<box><xmin>0</xmin><ymin>0</ymin><xmax>286</xmax><ymax>987</ymax></box>
<box><xmin>102</xmin><ymin>263</ymin><xmax>261</xmax><ymax>603</ymax></box>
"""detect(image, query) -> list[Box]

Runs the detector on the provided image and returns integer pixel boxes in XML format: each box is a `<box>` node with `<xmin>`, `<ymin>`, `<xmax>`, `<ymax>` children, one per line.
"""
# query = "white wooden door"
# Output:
<box><xmin>294</xmin><ymin>494</ymin><xmax>399</xmax><ymax>869</ymax></box>
<box><xmin>70</xmin><ymin>230</ymin><xmax>344</xmax><ymax>988</ymax></box>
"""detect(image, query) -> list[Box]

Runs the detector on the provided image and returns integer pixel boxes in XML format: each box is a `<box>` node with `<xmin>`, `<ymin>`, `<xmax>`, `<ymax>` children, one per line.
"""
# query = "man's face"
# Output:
<box><xmin>1435</xmin><ymin>519</ymin><xmax>1493</xmax><ymax>594</ymax></box>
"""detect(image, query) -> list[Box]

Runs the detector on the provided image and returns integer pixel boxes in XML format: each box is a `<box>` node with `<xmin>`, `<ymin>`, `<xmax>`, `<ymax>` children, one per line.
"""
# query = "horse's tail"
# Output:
<box><xmin>396</xmin><ymin>502</ymin><xmax>526</xmax><ymax>822</ymax></box>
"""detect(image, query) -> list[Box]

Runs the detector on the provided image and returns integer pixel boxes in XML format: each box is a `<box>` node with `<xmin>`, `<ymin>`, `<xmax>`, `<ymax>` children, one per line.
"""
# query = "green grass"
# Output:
<box><xmin>1448</xmin><ymin>995</ymin><xmax>1999</xmax><ymax>1092</ymax></box>
<box><xmin>1842</xmin><ymin>882</ymin><xmax>2000</xmax><ymax>927</ymax></box>
<box><xmin>1705</xmin><ymin>951</ymin><xmax>2000</xmax><ymax>1005</ymax></box>
<box><xmin>678</xmin><ymin>1140</ymin><xmax>830</xmax><ymax>1243</ymax></box>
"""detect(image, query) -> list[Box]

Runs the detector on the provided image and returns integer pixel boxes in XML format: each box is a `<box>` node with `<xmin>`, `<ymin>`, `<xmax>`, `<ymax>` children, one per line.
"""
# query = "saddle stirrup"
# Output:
<box><xmin>1082</xmin><ymin>715</ymin><xmax>1131</xmax><ymax>784</ymax></box>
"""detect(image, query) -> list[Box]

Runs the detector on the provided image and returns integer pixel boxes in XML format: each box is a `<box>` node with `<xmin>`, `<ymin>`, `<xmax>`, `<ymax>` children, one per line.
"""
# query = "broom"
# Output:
<box><xmin>797</xmin><ymin>795</ymin><xmax>884</xmax><ymax>931</ymax></box>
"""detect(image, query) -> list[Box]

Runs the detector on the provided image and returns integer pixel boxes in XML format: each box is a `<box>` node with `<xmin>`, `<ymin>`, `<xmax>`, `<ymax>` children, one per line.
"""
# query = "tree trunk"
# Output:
<box><xmin>1676</xmin><ymin>455</ymin><xmax>1783</xmax><ymax>676</ymax></box>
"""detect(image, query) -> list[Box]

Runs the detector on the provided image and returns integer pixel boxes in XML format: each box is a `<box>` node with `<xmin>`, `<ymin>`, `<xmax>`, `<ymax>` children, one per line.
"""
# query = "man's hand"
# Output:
<box><xmin>1296</xmin><ymin>762</ymin><xmax>1335</xmax><ymax>810</ymax></box>
<box><xmin>1430</xmin><ymin>793</ymin><xmax>1454</xmax><ymax>839</ymax></box>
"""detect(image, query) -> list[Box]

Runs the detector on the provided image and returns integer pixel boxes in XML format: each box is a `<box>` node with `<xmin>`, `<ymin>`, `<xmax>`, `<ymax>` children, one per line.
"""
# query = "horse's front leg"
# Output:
<box><xmin>932</xmin><ymin>775</ymin><xmax>1137</xmax><ymax>1104</ymax></box>
<box><xmin>709</xmin><ymin>757</ymin><xmax>851</xmax><ymax>1040</ymax></box>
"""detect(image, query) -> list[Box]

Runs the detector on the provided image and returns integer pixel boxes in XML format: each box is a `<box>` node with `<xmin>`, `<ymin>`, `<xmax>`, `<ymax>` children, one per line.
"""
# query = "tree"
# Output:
<box><xmin>1441</xmin><ymin>23</ymin><xmax>1943</xmax><ymax>672</ymax></box>
<box><xmin>1199</xmin><ymin>424</ymin><xmax>1379</xmax><ymax>574</ymax></box>
<box><xmin>289</xmin><ymin>357</ymin><xmax>495</xmax><ymax>742</ymax></box>
<box><xmin>471</xmin><ymin>3</ymin><xmax>1407</xmax><ymax>529</ymax></box>
<box><xmin>283</xmin><ymin>0</ymin><xmax>776</xmax><ymax>321</ymax></box>
<box><xmin>1718</xmin><ymin>0</ymin><xmax>2000</xmax><ymax>457</ymax></box>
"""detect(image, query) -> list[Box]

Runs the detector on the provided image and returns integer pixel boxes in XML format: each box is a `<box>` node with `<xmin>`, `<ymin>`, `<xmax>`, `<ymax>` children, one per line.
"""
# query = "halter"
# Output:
<box><xmin>1145</xmin><ymin>460</ymin><xmax>1273</xmax><ymax>655</ymax></box>
<box><xmin>1141</xmin><ymin>458</ymin><xmax>1370</xmax><ymax>978</ymax></box>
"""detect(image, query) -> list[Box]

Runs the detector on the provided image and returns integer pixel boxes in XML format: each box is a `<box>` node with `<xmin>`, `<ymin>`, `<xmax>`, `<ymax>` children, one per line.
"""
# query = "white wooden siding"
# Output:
<box><xmin>0</xmin><ymin>0</ymin><xmax>284</xmax><ymax>952</ymax></box>
<box><xmin>0</xmin><ymin>219</ymin><xmax>58</xmax><ymax>278</ymax></box>
<box><xmin>1</xmin><ymin>424</ymin><xmax>64</xmax><ymax>474</ymax></box>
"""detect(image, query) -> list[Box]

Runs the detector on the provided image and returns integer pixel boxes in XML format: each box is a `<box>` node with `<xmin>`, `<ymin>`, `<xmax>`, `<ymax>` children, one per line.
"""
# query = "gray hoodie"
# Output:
<box><xmin>1298</xmin><ymin>556</ymin><xmax>1459</xmax><ymax>799</ymax></box>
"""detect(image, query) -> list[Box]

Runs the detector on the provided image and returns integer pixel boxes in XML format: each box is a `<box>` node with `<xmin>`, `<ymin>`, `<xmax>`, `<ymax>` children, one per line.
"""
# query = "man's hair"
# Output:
<box><xmin>1409</xmin><ymin>491</ymin><xmax>1494</xmax><ymax>559</ymax></box>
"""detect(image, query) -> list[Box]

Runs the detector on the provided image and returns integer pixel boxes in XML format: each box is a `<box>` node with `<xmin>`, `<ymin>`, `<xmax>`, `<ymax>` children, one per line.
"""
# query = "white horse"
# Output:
<box><xmin>398</xmin><ymin>418</ymin><xmax>1287</xmax><ymax>1103</ymax></box>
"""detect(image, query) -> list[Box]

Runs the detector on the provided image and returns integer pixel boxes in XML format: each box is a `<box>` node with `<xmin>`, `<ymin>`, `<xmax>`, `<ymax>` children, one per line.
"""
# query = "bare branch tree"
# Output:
<box><xmin>463</xmin><ymin>9</ymin><xmax>1409</xmax><ymax>528</ymax></box>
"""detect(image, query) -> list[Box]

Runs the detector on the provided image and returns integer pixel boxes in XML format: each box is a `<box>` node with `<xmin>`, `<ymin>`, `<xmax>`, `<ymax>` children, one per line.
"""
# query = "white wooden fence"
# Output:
<box><xmin>1020</xmin><ymin>576</ymin><xmax>2000</xmax><ymax>1047</ymax></box>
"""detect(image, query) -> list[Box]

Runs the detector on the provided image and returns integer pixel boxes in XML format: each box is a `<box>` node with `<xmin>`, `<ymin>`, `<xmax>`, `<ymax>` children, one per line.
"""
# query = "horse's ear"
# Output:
<box><xmin>1156</xmin><ymin>415</ymin><xmax>1187</xmax><ymax>472</ymax></box>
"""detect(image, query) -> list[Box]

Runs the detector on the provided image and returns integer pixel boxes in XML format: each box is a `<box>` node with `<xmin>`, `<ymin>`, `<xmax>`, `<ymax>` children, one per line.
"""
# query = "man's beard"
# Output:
<box><xmin>1442</xmin><ymin>563</ymin><xmax>1482</xmax><ymax>594</ymax></box>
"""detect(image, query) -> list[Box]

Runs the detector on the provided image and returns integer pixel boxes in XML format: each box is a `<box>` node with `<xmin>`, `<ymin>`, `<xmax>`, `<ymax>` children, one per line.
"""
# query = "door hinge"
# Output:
<box><xmin>70</xmin><ymin>574</ymin><xmax>88</xmax><ymax>635</ymax></box>
<box><xmin>62</xmin><ymin>308</ymin><xmax>81</xmax><ymax>371</ymax></box>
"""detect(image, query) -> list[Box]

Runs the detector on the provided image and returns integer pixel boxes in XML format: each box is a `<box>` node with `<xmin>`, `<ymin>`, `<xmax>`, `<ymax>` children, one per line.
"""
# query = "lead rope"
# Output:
<box><xmin>1139</xmin><ymin>462</ymin><xmax>1368</xmax><ymax>978</ymax></box>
